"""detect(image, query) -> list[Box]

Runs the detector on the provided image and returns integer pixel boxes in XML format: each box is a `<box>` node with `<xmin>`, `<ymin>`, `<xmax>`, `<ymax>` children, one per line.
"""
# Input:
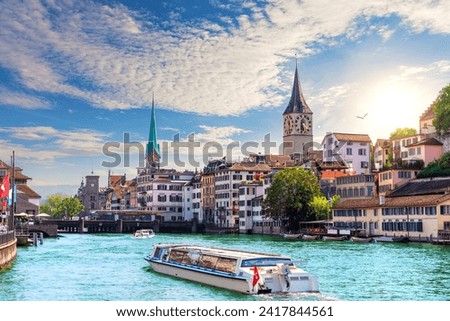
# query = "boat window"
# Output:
<box><xmin>169</xmin><ymin>250</ymin><xmax>188</xmax><ymax>263</ymax></box>
<box><xmin>153</xmin><ymin>247</ymin><xmax>163</xmax><ymax>259</ymax></box>
<box><xmin>215</xmin><ymin>257</ymin><xmax>237</xmax><ymax>273</ymax></box>
<box><xmin>241</xmin><ymin>258</ymin><xmax>293</xmax><ymax>267</ymax></box>
<box><xmin>198</xmin><ymin>255</ymin><xmax>218</xmax><ymax>269</ymax></box>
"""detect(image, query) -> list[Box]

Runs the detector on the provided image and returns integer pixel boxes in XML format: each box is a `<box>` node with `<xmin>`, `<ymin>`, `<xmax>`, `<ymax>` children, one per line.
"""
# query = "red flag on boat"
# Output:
<box><xmin>0</xmin><ymin>174</ymin><xmax>9</xmax><ymax>198</ymax></box>
<box><xmin>251</xmin><ymin>266</ymin><xmax>260</xmax><ymax>287</ymax></box>
<box><xmin>2</xmin><ymin>199</ymin><xmax>6</xmax><ymax>211</ymax></box>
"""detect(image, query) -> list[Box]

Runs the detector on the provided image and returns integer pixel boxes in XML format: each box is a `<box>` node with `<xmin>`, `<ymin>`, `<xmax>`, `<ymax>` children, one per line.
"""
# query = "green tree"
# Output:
<box><xmin>40</xmin><ymin>193</ymin><xmax>65</xmax><ymax>217</ymax></box>
<box><xmin>262</xmin><ymin>167</ymin><xmax>322</xmax><ymax>233</ymax></box>
<box><xmin>389</xmin><ymin>127</ymin><xmax>417</xmax><ymax>140</ymax></box>
<box><xmin>40</xmin><ymin>194</ymin><xmax>84</xmax><ymax>218</ymax></box>
<box><xmin>432</xmin><ymin>84</ymin><xmax>450</xmax><ymax>135</ymax></box>
<box><xmin>309</xmin><ymin>195</ymin><xmax>341</xmax><ymax>220</ymax></box>
<box><xmin>309</xmin><ymin>196</ymin><xmax>329</xmax><ymax>220</ymax></box>
<box><xmin>60</xmin><ymin>197</ymin><xmax>84</xmax><ymax>218</ymax></box>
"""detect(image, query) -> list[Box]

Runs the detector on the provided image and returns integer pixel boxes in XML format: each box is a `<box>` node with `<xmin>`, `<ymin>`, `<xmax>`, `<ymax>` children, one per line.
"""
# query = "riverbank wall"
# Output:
<box><xmin>0</xmin><ymin>231</ymin><xmax>17</xmax><ymax>270</ymax></box>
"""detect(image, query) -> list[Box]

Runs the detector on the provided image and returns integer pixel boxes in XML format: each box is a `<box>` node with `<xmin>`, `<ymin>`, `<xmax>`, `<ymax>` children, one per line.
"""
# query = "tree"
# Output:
<box><xmin>40</xmin><ymin>193</ymin><xmax>84</xmax><ymax>218</ymax></box>
<box><xmin>389</xmin><ymin>127</ymin><xmax>417</xmax><ymax>140</ymax></box>
<box><xmin>60</xmin><ymin>197</ymin><xmax>84</xmax><ymax>218</ymax></box>
<box><xmin>432</xmin><ymin>84</ymin><xmax>450</xmax><ymax>135</ymax></box>
<box><xmin>309</xmin><ymin>195</ymin><xmax>341</xmax><ymax>220</ymax></box>
<box><xmin>262</xmin><ymin>167</ymin><xmax>322</xmax><ymax>233</ymax></box>
<box><xmin>40</xmin><ymin>193</ymin><xmax>65</xmax><ymax>217</ymax></box>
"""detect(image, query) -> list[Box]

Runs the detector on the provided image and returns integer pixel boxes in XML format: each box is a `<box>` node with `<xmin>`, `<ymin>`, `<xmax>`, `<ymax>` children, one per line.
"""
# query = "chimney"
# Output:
<box><xmin>379</xmin><ymin>194</ymin><xmax>385</xmax><ymax>205</ymax></box>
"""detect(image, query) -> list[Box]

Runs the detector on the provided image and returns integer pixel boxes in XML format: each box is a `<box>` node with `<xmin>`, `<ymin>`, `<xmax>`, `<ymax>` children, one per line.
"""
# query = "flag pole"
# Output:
<box><xmin>9</xmin><ymin>151</ymin><xmax>15</xmax><ymax>232</ymax></box>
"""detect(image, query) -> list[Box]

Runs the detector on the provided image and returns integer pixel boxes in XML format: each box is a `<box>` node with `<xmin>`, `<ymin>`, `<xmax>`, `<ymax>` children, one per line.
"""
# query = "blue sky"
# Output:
<box><xmin>1</xmin><ymin>0</ymin><xmax>450</xmax><ymax>199</ymax></box>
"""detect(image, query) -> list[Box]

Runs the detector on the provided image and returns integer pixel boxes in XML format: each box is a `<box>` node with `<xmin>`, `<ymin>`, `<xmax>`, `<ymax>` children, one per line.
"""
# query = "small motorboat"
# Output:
<box><xmin>322</xmin><ymin>236</ymin><xmax>347</xmax><ymax>241</ymax></box>
<box><xmin>350</xmin><ymin>236</ymin><xmax>374</xmax><ymax>243</ymax></box>
<box><xmin>301</xmin><ymin>234</ymin><xmax>319</xmax><ymax>241</ymax></box>
<box><xmin>133</xmin><ymin>229</ymin><xmax>155</xmax><ymax>238</ymax></box>
<box><xmin>283</xmin><ymin>233</ymin><xmax>302</xmax><ymax>240</ymax></box>
<box><xmin>374</xmin><ymin>236</ymin><xmax>409</xmax><ymax>243</ymax></box>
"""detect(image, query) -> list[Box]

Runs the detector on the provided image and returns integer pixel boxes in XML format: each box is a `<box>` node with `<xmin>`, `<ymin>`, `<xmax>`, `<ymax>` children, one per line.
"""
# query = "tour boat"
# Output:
<box><xmin>145</xmin><ymin>244</ymin><xmax>319</xmax><ymax>295</ymax></box>
<box><xmin>133</xmin><ymin>229</ymin><xmax>155</xmax><ymax>238</ymax></box>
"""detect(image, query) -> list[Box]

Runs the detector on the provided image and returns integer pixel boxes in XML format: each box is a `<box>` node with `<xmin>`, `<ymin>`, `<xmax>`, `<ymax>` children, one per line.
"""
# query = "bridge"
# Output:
<box><xmin>36</xmin><ymin>219</ymin><xmax>204</xmax><ymax>234</ymax></box>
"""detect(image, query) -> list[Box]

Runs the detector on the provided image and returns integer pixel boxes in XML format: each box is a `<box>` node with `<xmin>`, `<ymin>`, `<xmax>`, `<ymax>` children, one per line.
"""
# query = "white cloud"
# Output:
<box><xmin>0</xmin><ymin>126</ymin><xmax>111</xmax><ymax>163</ymax></box>
<box><xmin>1</xmin><ymin>0</ymin><xmax>450</xmax><ymax>116</ymax></box>
<box><xmin>0</xmin><ymin>86</ymin><xmax>51</xmax><ymax>109</ymax></box>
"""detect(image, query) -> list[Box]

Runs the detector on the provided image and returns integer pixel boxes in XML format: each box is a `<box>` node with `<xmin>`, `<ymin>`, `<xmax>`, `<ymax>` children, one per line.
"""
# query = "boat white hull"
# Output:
<box><xmin>148</xmin><ymin>260</ymin><xmax>319</xmax><ymax>295</ymax></box>
<box><xmin>149</xmin><ymin>261</ymin><xmax>252</xmax><ymax>294</ymax></box>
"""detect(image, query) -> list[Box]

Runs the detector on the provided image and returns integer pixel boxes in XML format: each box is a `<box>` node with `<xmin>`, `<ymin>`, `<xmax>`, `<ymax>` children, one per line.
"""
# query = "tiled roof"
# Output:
<box><xmin>375</xmin><ymin>139</ymin><xmax>390</xmax><ymax>148</ymax></box>
<box><xmin>406</xmin><ymin>137</ymin><xmax>443</xmax><ymax>147</ymax></box>
<box><xmin>229</xmin><ymin>163</ymin><xmax>272</xmax><ymax>172</ymax></box>
<box><xmin>388</xmin><ymin>177</ymin><xmax>450</xmax><ymax>197</ymax></box>
<box><xmin>16</xmin><ymin>184</ymin><xmax>41</xmax><ymax>198</ymax></box>
<box><xmin>334</xmin><ymin>193</ymin><xmax>450</xmax><ymax>209</ymax></box>
<box><xmin>333</xmin><ymin>133</ymin><xmax>372</xmax><ymax>143</ymax></box>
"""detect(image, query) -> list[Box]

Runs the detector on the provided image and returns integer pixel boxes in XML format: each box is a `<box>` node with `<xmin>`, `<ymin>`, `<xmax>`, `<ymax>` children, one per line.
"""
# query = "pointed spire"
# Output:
<box><xmin>146</xmin><ymin>95</ymin><xmax>161</xmax><ymax>166</ymax></box>
<box><xmin>283</xmin><ymin>63</ymin><xmax>312</xmax><ymax>115</ymax></box>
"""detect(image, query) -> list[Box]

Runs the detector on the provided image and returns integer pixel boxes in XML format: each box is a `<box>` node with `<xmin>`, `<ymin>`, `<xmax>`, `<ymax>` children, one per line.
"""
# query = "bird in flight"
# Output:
<box><xmin>356</xmin><ymin>113</ymin><xmax>368</xmax><ymax>119</ymax></box>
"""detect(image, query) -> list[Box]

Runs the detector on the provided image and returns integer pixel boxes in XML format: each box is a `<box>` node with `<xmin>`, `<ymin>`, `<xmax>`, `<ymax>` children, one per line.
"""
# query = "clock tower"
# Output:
<box><xmin>283</xmin><ymin>65</ymin><xmax>313</xmax><ymax>160</ymax></box>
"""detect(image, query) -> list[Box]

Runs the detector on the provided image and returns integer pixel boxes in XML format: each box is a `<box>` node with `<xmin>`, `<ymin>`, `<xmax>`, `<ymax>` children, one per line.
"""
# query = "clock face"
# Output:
<box><xmin>284</xmin><ymin>115</ymin><xmax>294</xmax><ymax>135</ymax></box>
<box><xmin>294</xmin><ymin>115</ymin><xmax>312</xmax><ymax>134</ymax></box>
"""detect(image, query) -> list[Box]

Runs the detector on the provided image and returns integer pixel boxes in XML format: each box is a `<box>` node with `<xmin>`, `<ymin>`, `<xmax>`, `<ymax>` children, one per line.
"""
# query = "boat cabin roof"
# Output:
<box><xmin>154</xmin><ymin>244</ymin><xmax>291</xmax><ymax>261</ymax></box>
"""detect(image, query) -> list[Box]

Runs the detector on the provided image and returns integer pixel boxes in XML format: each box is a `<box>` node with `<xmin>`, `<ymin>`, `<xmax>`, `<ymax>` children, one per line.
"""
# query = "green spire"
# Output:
<box><xmin>146</xmin><ymin>96</ymin><xmax>161</xmax><ymax>165</ymax></box>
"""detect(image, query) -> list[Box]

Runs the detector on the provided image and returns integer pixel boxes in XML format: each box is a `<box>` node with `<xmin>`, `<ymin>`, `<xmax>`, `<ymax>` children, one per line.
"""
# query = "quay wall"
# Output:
<box><xmin>0</xmin><ymin>231</ymin><xmax>17</xmax><ymax>270</ymax></box>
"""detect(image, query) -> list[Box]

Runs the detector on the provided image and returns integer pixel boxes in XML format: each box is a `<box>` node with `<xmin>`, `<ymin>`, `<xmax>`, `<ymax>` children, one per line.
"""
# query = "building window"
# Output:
<box><xmin>358</xmin><ymin>149</ymin><xmax>366</xmax><ymax>156</ymax></box>
<box><xmin>346</xmin><ymin>148</ymin><xmax>352</xmax><ymax>155</ymax></box>
<box><xmin>361</xmin><ymin>161</ymin><xmax>369</xmax><ymax>168</ymax></box>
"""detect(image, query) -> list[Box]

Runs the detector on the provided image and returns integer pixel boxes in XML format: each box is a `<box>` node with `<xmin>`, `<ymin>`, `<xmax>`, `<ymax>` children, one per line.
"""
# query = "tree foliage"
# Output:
<box><xmin>432</xmin><ymin>84</ymin><xmax>450</xmax><ymax>135</ymax></box>
<box><xmin>40</xmin><ymin>193</ymin><xmax>84</xmax><ymax>218</ymax></box>
<box><xmin>389</xmin><ymin>127</ymin><xmax>417</xmax><ymax>140</ymax></box>
<box><xmin>262</xmin><ymin>167</ymin><xmax>322</xmax><ymax>233</ymax></box>
<box><xmin>309</xmin><ymin>195</ymin><xmax>341</xmax><ymax>220</ymax></box>
<box><xmin>416</xmin><ymin>151</ymin><xmax>450</xmax><ymax>178</ymax></box>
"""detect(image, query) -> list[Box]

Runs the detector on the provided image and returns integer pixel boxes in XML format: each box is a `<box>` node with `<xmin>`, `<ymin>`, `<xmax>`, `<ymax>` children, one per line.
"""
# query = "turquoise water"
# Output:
<box><xmin>0</xmin><ymin>233</ymin><xmax>449</xmax><ymax>301</ymax></box>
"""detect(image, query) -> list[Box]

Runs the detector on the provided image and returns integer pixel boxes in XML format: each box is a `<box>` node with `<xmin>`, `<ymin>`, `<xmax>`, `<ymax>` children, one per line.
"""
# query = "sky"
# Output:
<box><xmin>1</xmin><ymin>0</ymin><xmax>450</xmax><ymax>200</ymax></box>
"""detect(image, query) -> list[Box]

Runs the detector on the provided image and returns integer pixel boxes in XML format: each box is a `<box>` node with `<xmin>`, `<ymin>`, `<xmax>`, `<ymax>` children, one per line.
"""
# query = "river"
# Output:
<box><xmin>0</xmin><ymin>233</ymin><xmax>449</xmax><ymax>301</ymax></box>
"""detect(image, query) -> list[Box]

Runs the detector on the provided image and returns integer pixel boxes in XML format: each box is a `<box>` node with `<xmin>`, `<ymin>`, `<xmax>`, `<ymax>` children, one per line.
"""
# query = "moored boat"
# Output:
<box><xmin>283</xmin><ymin>233</ymin><xmax>302</xmax><ymax>240</ymax></box>
<box><xmin>322</xmin><ymin>236</ymin><xmax>347</xmax><ymax>241</ymax></box>
<box><xmin>350</xmin><ymin>236</ymin><xmax>374</xmax><ymax>243</ymax></box>
<box><xmin>145</xmin><ymin>244</ymin><xmax>319</xmax><ymax>295</ymax></box>
<box><xmin>133</xmin><ymin>229</ymin><xmax>155</xmax><ymax>238</ymax></box>
<box><xmin>374</xmin><ymin>236</ymin><xmax>409</xmax><ymax>243</ymax></box>
<box><xmin>301</xmin><ymin>234</ymin><xmax>319</xmax><ymax>241</ymax></box>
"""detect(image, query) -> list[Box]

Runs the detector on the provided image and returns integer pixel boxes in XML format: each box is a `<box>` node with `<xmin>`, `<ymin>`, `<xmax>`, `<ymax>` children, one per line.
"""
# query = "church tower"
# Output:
<box><xmin>146</xmin><ymin>96</ymin><xmax>161</xmax><ymax>169</ymax></box>
<box><xmin>282</xmin><ymin>64</ymin><xmax>313</xmax><ymax>160</ymax></box>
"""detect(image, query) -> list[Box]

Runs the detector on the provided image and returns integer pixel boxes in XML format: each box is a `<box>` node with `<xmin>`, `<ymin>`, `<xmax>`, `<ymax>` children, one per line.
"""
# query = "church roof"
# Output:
<box><xmin>283</xmin><ymin>66</ymin><xmax>312</xmax><ymax>115</ymax></box>
<box><xmin>146</xmin><ymin>97</ymin><xmax>161</xmax><ymax>160</ymax></box>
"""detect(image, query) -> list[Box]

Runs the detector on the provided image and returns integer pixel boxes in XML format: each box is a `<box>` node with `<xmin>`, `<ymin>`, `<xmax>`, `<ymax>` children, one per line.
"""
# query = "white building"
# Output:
<box><xmin>136</xmin><ymin>168</ymin><xmax>194</xmax><ymax>222</ymax></box>
<box><xmin>238</xmin><ymin>181</ymin><xmax>264</xmax><ymax>233</ymax></box>
<box><xmin>322</xmin><ymin>132</ymin><xmax>372</xmax><ymax>175</ymax></box>
<box><xmin>191</xmin><ymin>173</ymin><xmax>203</xmax><ymax>222</ymax></box>
<box><xmin>214</xmin><ymin>162</ymin><xmax>271</xmax><ymax>229</ymax></box>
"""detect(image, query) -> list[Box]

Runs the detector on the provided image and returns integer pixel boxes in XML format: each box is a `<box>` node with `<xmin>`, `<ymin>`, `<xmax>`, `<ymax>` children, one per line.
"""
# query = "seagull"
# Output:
<box><xmin>356</xmin><ymin>113</ymin><xmax>368</xmax><ymax>119</ymax></box>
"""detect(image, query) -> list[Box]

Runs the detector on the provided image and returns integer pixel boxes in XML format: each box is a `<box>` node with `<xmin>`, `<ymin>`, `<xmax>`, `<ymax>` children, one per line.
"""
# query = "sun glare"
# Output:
<box><xmin>366</xmin><ymin>82</ymin><xmax>423</xmax><ymax>136</ymax></box>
